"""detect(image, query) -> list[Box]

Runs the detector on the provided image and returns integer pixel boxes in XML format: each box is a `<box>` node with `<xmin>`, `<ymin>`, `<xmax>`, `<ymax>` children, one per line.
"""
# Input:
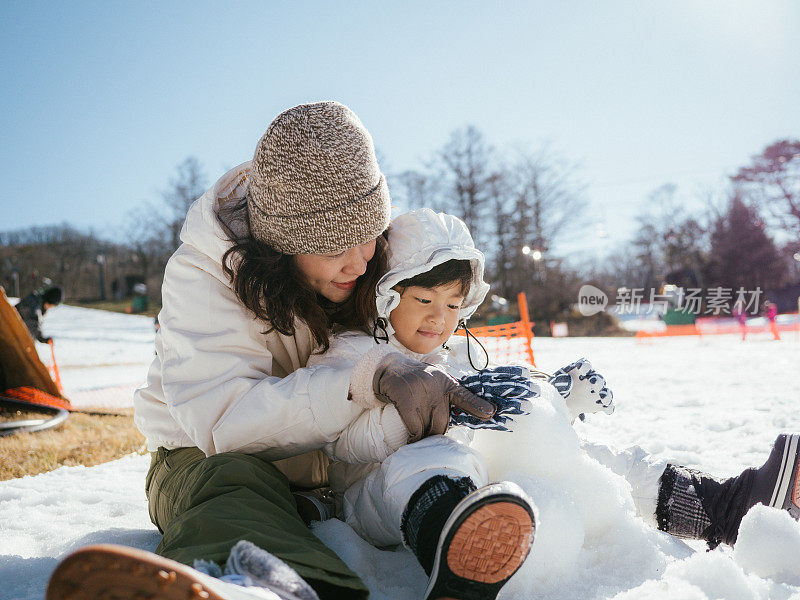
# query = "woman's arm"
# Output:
<box><xmin>308</xmin><ymin>335</ymin><xmax>410</xmax><ymax>463</ymax></box>
<box><xmin>154</xmin><ymin>246</ymin><xmax>363</xmax><ymax>458</ymax></box>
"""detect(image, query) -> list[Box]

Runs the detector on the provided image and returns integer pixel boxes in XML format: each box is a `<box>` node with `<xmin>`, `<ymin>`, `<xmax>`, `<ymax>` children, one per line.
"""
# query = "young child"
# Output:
<box><xmin>308</xmin><ymin>208</ymin><xmax>800</xmax><ymax>600</ymax></box>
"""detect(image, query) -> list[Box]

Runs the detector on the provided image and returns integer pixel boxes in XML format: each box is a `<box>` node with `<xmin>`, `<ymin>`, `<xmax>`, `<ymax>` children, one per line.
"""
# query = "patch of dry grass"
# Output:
<box><xmin>74</xmin><ymin>298</ymin><xmax>161</xmax><ymax>319</ymax></box>
<box><xmin>0</xmin><ymin>406</ymin><xmax>146</xmax><ymax>480</ymax></box>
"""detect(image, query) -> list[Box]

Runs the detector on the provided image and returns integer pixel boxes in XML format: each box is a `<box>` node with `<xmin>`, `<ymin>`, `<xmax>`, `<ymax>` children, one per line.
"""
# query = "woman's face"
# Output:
<box><xmin>294</xmin><ymin>239</ymin><xmax>377</xmax><ymax>303</ymax></box>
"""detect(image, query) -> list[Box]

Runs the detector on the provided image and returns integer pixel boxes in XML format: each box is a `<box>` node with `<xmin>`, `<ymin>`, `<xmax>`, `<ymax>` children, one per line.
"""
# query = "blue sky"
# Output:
<box><xmin>2</xmin><ymin>1</ymin><xmax>798</xmax><ymax>259</ymax></box>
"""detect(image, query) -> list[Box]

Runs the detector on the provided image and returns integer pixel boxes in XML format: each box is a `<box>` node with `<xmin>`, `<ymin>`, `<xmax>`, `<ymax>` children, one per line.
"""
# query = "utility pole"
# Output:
<box><xmin>97</xmin><ymin>253</ymin><xmax>106</xmax><ymax>301</ymax></box>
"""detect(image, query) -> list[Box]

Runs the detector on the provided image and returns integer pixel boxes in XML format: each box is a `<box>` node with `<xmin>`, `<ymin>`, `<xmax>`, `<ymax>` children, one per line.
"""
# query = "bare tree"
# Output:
<box><xmin>509</xmin><ymin>146</ymin><xmax>586</xmax><ymax>255</ymax></box>
<box><xmin>435</xmin><ymin>126</ymin><xmax>496</xmax><ymax>245</ymax></box>
<box><xmin>391</xmin><ymin>169</ymin><xmax>442</xmax><ymax>212</ymax></box>
<box><xmin>387</xmin><ymin>129</ymin><xmax>595</xmax><ymax>322</ymax></box>
<box><xmin>732</xmin><ymin>139</ymin><xmax>800</xmax><ymax>236</ymax></box>
<box><xmin>162</xmin><ymin>157</ymin><xmax>207</xmax><ymax>251</ymax></box>
<box><xmin>502</xmin><ymin>146</ymin><xmax>587</xmax><ymax>299</ymax></box>
<box><xmin>0</xmin><ymin>224</ymin><xmax>113</xmax><ymax>300</ymax></box>
<box><xmin>486</xmin><ymin>170</ymin><xmax>515</xmax><ymax>298</ymax></box>
<box><xmin>600</xmin><ymin>185</ymin><xmax>710</xmax><ymax>292</ymax></box>
<box><xmin>122</xmin><ymin>203</ymin><xmax>170</xmax><ymax>293</ymax></box>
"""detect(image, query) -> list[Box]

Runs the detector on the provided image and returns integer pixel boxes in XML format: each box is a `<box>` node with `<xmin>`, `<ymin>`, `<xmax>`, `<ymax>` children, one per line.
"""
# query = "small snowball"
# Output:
<box><xmin>668</xmin><ymin>551</ymin><xmax>762</xmax><ymax>600</ymax></box>
<box><xmin>733</xmin><ymin>504</ymin><xmax>800</xmax><ymax>585</ymax></box>
<box><xmin>471</xmin><ymin>383</ymin><xmax>579</xmax><ymax>482</ymax></box>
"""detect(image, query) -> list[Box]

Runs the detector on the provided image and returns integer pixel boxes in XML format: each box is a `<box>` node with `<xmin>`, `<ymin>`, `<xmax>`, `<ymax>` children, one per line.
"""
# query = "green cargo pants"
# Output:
<box><xmin>145</xmin><ymin>447</ymin><xmax>369</xmax><ymax>599</ymax></box>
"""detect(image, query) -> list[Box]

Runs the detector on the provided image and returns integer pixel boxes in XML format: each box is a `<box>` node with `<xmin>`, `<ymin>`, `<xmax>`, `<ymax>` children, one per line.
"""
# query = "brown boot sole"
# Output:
<box><xmin>423</xmin><ymin>482</ymin><xmax>536</xmax><ymax>600</ymax></box>
<box><xmin>446</xmin><ymin>502</ymin><xmax>534</xmax><ymax>584</ymax></box>
<box><xmin>46</xmin><ymin>544</ymin><xmax>225</xmax><ymax>600</ymax></box>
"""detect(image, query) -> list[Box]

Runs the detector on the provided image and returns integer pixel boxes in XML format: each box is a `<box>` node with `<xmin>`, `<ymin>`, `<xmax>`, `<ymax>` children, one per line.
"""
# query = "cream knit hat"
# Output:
<box><xmin>247</xmin><ymin>101</ymin><xmax>391</xmax><ymax>254</ymax></box>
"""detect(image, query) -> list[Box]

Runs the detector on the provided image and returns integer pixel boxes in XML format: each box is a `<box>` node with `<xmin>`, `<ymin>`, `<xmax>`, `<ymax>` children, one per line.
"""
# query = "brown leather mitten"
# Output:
<box><xmin>372</xmin><ymin>353</ymin><xmax>496</xmax><ymax>443</ymax></box>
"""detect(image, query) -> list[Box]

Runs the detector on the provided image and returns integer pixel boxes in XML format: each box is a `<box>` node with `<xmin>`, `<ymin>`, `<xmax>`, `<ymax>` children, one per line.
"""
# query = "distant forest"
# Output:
<box><xmin>2</xmin><ymin>134</ymin><xmax>799</xmax><ymax>324</ymax></box>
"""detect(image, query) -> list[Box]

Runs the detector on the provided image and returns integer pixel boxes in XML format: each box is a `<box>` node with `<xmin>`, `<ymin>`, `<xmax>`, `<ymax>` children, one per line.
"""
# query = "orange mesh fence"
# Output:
<box><xmin>456</xmin><ymin>321</ymin><xmax>536</xmax><ymax>366</ymax></box>
<box><xmin>456</xmin><ymin>292</ymin><xmax>536</xmax><ymax>366</ymax></box>
<box><xmin>696</xmin><ymin>321</ymin><xmax>799</xmax><ymax>335</ymax></box>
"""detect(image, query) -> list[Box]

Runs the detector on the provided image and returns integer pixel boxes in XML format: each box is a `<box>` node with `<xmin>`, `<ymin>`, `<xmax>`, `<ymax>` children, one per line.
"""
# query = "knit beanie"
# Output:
<box><xmin>42</xmin><ymin>287</ymin><xmax>63</xmax><ymax>305</ymax></box>
<box><xmin>247</xmin><ymin>101</ymin><xmax>391</xmax><ymax>255</ymax></box>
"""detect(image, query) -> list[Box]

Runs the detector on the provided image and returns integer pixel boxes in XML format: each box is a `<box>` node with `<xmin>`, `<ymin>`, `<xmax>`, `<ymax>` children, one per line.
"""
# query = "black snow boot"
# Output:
<box><xmin>401</xmin><ymin>475</ymin><xmax>477</xmax><ymax>575</ymax></box>
<box><xmin>657</xmin><ymin>433</ymin><xmax>800</xmax><ymax>548</ymax></box>
<box><xmin>402</xmin><ymin>476</ymin><xmax>536</xmax><ymax>600</ymax></box>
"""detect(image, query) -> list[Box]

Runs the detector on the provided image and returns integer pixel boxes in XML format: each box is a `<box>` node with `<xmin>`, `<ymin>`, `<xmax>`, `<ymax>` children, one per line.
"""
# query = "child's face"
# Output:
<box><xmin>389</xmin><ymin>281</ymin><xmax>465</xmax><ymax>355</ymax></box>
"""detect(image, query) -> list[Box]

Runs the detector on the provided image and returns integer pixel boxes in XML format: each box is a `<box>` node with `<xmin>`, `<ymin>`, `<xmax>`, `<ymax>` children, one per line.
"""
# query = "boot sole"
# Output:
<box><xmin>769</xmin><ymin>434</ymin><xmax>800</xmax><ymax>517</ymax></box>
<box><xmin>46</xmin><ymin>544</ymin><xmax>226</xmax><ymax>600</ymax></box>
<box><xmin>423</xmin><ymin>483</ymin><xmax>535</xmax><ymax>600</ymax></box>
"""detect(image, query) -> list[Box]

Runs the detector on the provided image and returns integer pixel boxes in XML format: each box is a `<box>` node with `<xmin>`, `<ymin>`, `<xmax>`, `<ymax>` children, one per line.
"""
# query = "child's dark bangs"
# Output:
<box><xmin>400</xmin><ymin>259</ymin><xmax>473</xmax><ymax>296</ymax></box>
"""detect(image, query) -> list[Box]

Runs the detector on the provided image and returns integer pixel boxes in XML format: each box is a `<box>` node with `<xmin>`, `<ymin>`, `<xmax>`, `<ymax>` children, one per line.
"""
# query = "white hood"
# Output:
<box><xmin>376</xmin><ymin>208</ymin><xmax>490</xmax><ymax>324</ymax></box>
<box><xmin>178</xmin><ymin>161</ymin><xmax>252</xmax><ymax>267</ymax></box>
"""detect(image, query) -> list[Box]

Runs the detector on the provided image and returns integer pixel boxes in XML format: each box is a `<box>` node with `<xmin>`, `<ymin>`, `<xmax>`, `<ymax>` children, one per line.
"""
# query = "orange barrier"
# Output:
<box><xmin>457</xmin><ymin>292</ymin><xmax>536</xmax><ymax>366</ymax></box>
<box><xmin>636</xmin><ymin>324</ymin><xmax>700</xmax><ymax>339</ymax></box>
<box><xmin>636</xmin><ymin>319</ymin><xmax>800</xmax><ymax>339</ymax></box>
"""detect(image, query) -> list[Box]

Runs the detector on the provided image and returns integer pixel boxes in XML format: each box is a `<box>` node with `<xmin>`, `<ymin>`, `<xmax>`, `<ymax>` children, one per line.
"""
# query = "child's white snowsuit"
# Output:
<box><xmin>307</xmin><ymin>209</ymin><xmax>666</xmax><ymax>548</ymax></box>
<box><xmin>310</xmin><ymin>333</ymin><xmax>667</xmax><ymax>546</ymax></box>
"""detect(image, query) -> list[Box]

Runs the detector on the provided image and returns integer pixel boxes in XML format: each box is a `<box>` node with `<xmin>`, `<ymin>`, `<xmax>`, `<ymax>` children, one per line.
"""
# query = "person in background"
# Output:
<box><xmin>764</xmin><ymin>299</ymin><xmax>781</xmax><ymax>341</ymax></box>
<box><xmin>733</xmin><ymin>300</ymin><xmax>748</xmax><ymax>341</ymax></box>
<box><xmin>15</xmin><ymin>286</ymin><xmax>62</xmax><ymax>343</ymax></box>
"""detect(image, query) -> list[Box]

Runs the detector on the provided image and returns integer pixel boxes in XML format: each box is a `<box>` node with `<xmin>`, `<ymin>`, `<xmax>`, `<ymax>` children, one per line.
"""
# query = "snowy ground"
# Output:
<box><xmin>2</xmin><ymin>305</ymin><xmax>800</xmax><ymax>600</ymax></box>
<box><xmin>37</xmin><ymin>305</ymin><xmax>156</xmax><ymax>409</ymax></box>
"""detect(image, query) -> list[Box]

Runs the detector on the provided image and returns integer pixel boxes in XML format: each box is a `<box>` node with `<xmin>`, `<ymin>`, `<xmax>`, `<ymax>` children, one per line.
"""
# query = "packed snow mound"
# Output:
<box><xmin>469</xmin><ymin>384</ymin><xmax>673</xmax><ymax>599</ymax></box>
<box><xmin>317</xmin><ymin>378</ymin><xmax>800</xmax><ymax>599</ymax></box>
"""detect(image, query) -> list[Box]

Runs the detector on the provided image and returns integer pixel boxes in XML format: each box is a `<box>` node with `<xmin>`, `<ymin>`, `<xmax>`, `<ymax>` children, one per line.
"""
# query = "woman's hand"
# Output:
<box><xmin>372</xmin><ymin>353</ymin><xmax>496</xmax><ymax>443</ymax></box>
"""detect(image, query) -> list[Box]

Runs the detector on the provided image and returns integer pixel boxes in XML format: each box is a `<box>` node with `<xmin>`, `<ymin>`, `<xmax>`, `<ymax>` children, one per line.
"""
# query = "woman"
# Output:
<box><xmin>46</xmin><ymin>102</ymin><xmax>495</xmax><ymax>600</ymax></box>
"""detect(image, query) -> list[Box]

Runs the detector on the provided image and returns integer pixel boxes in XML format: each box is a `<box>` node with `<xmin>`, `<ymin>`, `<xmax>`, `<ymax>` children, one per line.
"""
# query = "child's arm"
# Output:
<box><xmin>322</xmin><ymin>403</ymin><xmax>408</xmax><ymax>464</ymax></box>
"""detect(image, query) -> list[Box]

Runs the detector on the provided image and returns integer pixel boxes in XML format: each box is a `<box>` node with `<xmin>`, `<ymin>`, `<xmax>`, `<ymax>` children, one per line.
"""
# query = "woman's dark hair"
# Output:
<box><xmin>217</xmin><ymin>195</ymin><xmax>387</xmax><ymax>352</ymax></box>
<box><xmin>396</xmin><ymin>259</ymin><xmax>473</xmax><ymax>297</ymax></box>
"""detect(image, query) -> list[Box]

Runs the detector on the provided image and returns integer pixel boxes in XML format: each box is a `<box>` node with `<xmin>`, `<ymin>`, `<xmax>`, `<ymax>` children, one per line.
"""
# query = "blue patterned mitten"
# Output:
<box><xmin>449</xmin><ymin>366</ymin><xmax>537</xmax><ymax>432</ymax></box>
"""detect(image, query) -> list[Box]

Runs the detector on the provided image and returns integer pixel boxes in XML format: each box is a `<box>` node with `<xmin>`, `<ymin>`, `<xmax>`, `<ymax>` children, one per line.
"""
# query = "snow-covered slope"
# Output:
<box><xmin>2</xmin><ymin>306</ymin><xmax>799</xmax><ymax>599</ymax></box>
<box><xmin>36</xmin><ymin>304</ymin><xmax>155</xmax><ymax>408</ymax></box>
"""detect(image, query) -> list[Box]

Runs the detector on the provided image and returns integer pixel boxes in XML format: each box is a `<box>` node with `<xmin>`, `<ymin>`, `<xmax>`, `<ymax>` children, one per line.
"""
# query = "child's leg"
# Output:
<box><xmin>583</xmin><ymin>435</ymin><xmax>800</xmax><ymax>547</ymax></box>
<box><xmin>581</xmin><ymin>441</ymin><xmax>666</xmax><ymax>527</ymax></box>
<box><xmin>342</xmin><ymin>434</ymin><xmax>536</xmax><ymax>600</ymax></box>
<box><xmin>341</xmin><ymin>435</ymin><xmax>489</xmax><ymax>547</ymax></box>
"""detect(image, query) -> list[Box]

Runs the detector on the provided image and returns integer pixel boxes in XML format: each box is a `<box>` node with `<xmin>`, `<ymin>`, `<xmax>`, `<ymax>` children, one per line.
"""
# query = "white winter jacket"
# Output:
<box><xmin>133</xmin><ymin>163</ymin><xmax>370</xmax><ymax>488</ymax></box>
